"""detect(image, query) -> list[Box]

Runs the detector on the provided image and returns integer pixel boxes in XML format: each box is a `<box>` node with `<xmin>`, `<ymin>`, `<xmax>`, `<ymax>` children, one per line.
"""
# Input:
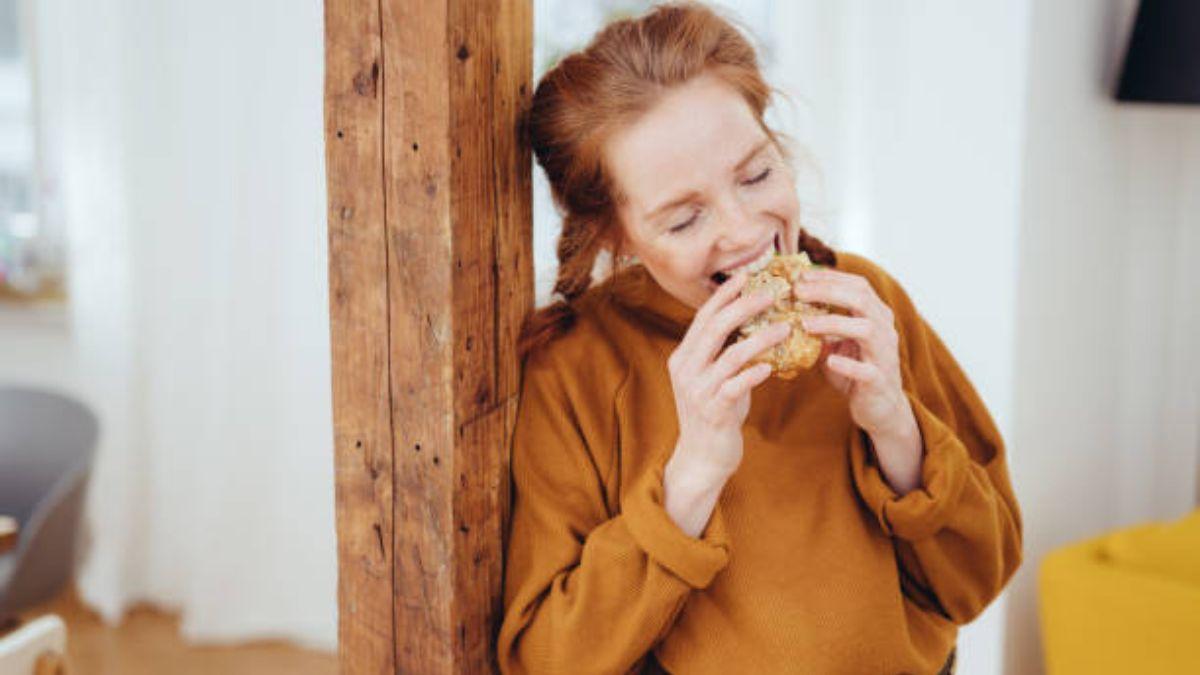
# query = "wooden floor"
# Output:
<box><xmin>20</xmin><ymin>585</ymin><xmax>337</xmax><ymax>675</ymax></box>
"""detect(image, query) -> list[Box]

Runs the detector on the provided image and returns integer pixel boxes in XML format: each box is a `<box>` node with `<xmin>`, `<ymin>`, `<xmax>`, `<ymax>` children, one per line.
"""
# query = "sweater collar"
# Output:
<box><xmin>609</xmin><ymin>264</ymin><xmax>698</xmax><ymax>337</ymax></box>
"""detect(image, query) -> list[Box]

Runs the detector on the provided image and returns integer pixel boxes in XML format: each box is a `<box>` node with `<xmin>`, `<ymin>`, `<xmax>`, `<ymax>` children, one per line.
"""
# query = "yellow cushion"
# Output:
<box><xmin>1099</xmin><ymin>508</ymin><xmax>1200</xmax><ymax>588</ymax></box>
<box><xmin>1039</xmin><ymin>512</ymin><xmax>1200</xmax><ymax>674</ymax></box>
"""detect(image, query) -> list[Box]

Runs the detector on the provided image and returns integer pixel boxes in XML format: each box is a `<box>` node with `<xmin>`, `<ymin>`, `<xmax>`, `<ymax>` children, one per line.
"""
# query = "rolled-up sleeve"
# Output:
<box><xmin>848</xmin><ymin>263</ymin><xmax>1023</xmax><ymax>625</ymax></box>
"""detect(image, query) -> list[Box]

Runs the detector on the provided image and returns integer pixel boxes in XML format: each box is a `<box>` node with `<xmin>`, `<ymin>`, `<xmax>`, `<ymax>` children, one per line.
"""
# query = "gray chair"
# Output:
<box><xmin>0</xmin><ymin>387</ymin><xmax>98</xmax><ymax>619</ymax></box>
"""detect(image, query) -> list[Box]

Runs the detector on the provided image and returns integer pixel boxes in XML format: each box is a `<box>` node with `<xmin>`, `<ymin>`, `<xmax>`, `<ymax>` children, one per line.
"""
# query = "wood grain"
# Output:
<box><xmin>24</xmin><ymin>585</ymin><xmax>336</xmax><ymax>675</ymax></box>
<box><xmin>326</xmin><ymin>1</ymin><xmax>532</xmax><ymax>672</ymax></box>
<box><xmin>447</xmin><ymin>2</ymin><xmax>533</xmax><ymax>672</ymax></box>
<box><xmin>324</xmin><ymin>0</ymin><xmax>394</xmax><ymax>673</ymax></box>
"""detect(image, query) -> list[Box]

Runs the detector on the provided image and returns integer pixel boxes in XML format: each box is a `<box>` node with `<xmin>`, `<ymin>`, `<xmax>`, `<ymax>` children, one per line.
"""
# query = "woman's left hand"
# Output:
<box><xmin>794</xmin><ymin>268</ymin><xmax>916</xmax><ymax>441</ymax></box>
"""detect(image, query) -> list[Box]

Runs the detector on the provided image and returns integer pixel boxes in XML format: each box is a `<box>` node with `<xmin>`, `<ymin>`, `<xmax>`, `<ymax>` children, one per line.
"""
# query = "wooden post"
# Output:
<box><xmin>324</xmin><ymin>1</ymin><xmax>532</xmax><ymax>673</ymax></box>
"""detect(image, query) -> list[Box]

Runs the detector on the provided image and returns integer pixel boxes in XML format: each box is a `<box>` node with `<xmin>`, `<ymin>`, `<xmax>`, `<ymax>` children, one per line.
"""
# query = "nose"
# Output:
<box><xmin>712</xmin><ymin>193</ymin><xmax>763</xmax><ymax>251</ymax></box>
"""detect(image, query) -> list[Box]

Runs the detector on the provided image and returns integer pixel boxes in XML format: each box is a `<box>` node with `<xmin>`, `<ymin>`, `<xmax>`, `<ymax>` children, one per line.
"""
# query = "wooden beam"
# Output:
<box><xmin>325</xmin><ymin>0</ymin><xmax>394</xmax><ymax>672</ymax></box>
<box><xmin>325</xmin><ymin>1</ymin><xmax>532</xmax><ymax>673</ymax></box>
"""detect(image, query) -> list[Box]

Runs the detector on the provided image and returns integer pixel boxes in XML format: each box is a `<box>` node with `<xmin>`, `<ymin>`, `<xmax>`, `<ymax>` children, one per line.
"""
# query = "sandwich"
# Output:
<box><xmin>736</xmin><ymin>251</ymin><xmax>830</xmax><ymax>379</ymax></box>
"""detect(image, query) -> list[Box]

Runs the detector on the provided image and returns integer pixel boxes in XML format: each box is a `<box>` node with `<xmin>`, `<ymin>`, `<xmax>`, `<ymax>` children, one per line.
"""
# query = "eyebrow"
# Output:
<box><xmin>643</xmin><ymin>138</ymin><xmax>772</xmax><ymax>223</ymax></box>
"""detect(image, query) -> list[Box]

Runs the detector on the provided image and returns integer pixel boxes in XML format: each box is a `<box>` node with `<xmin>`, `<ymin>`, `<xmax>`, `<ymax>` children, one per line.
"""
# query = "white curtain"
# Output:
<box><xmin>34</xmin><ymin>0</ymin><xmax>336</xmax><ymax>650</ymax></box>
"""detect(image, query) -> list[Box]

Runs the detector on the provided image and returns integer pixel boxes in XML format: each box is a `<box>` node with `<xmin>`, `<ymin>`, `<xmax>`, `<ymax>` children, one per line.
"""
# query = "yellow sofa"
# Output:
<box><xmin>1039</xmin><ymin>509</ymin><xmax>1200</xmax><ymax>674</ymax></box>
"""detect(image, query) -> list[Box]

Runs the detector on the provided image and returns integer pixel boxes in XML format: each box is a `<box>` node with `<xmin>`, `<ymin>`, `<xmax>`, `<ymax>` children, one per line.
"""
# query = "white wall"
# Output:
<box><xmin>1004</xmin><ymin>0</ymin><xmax>1200</xmax><ymax>672</ymax></box>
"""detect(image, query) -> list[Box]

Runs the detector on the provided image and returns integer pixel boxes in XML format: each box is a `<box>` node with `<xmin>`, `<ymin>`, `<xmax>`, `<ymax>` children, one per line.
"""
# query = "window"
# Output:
<box><xmin>0</xmin><ymin>0</ymin><xmax>64</xmax><ymax>305</ymax></box>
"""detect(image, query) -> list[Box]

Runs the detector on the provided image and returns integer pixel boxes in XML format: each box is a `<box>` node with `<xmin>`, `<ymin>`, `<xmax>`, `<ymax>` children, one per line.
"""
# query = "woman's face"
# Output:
<box><xmin>604</xmin><ymin>72</ymin><xmax>801</xmax><ymax>310</ymax></box>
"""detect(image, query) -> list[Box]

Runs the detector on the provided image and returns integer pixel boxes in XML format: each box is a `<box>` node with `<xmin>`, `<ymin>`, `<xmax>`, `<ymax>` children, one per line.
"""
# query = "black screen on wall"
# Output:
<box><xmin>1116</xmin><ymin>0</ymin><xmax>1200</xmax><ymax>104</ymax></box>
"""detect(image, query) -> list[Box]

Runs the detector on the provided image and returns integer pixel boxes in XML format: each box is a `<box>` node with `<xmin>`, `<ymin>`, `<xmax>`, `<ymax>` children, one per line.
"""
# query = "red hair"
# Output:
<box><xmin>519</xmin><ymin>2</ymin><xmax>836</xmax><ymax>361</ymax></box>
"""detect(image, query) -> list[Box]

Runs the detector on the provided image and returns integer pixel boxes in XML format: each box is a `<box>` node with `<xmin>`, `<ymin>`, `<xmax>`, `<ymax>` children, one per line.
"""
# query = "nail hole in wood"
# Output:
<box><xmin>372</xmin><ymin>523</ymin><xmax>384</xmax><ymax>557</ymax></box>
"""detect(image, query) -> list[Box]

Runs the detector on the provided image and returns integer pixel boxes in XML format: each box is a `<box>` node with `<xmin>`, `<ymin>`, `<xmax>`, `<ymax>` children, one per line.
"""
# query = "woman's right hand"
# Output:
<box><xmin>665</xmin><ymin>270</ymin><xmax>791</xmax><ymax>484</ymax></box>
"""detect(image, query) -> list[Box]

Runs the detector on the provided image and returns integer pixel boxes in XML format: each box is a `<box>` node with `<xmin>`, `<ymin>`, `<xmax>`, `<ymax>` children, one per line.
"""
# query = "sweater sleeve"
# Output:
<box><xmin>497</xmin><ymin>352</ymin><xmax>732</xmax><ymax>675</ymax></box>
<box><xmin>847</xmin><ymin>264</ymin><xmax>1024</xmax><ymax>626</ymax></box>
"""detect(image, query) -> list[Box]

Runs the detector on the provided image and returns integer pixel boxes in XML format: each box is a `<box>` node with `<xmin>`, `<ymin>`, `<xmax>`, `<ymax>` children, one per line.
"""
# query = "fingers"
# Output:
<box><xmin>794</xmin><ymin>268</ymin><xmax>894</xmax><ymax>325</ymax></box>
<box><xmin>800</xmin><ymin>313</ymin><xmax>897</xmax><ymax>362</ymax></box>
<box><xmin>780</xmin><ymin>229</ymin><xmax>795</xmax><ymax>255</ymax></box>
<box><xmin>694</xmin><ymin>269</ymin><xmax>750</xmax><ymax>325</ymax></box>
<box><xmin>677</xmin><ymin>272</ymin><xmax>774</xmax><ymax>373</ymax></box>
<box><xmin>675</xmin><ymin>272</ymin><xmax>748</xmax><ymax>370</ymax></box>
<box><xmin>707</xmin><ymin>321</ymin><xmax>790</xmax><ymax>386</ymax></box>
<box><xmin>692</xmin><ymin>290</ymin><xmax>776</xmax><ymax>366</ymax></box>
<box><xmin>801</xmin><ymin>313</ymin><xmax>869</xmax><ymax>340</ymax></box>
<box><xmin>716</xmin><ymin>361</ymin><xmax>773</xmax><ymax>402</ymax></box>
<box><xmin>825</xmin><ymin>353</ymin><xmax>882</xmax><ymax>384</ymax></box>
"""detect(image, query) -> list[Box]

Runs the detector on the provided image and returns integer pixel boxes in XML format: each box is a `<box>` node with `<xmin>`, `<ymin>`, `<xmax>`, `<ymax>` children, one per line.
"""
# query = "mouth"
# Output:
<box><xmin>710</xmin><ymin>232</ymin><xmax>782</xmax><ymax>286</ymax></box>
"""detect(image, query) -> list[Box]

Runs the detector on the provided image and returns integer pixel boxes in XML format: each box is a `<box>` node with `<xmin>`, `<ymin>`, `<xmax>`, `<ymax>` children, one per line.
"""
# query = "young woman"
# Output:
<box><xmin>498</xmin><ymin>4</ymin><xmax>1022</xmax><ymax>673</ymax></box>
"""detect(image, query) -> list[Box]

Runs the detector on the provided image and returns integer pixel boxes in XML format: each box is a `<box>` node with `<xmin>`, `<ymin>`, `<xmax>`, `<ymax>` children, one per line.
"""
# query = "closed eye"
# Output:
<box><xmin>668</xmin><ymin>167</ymin><xmax>769</xmax><ymax>233</ymax></box>
<box><xmin>669</xmin><ymin>209</ymin><xmax>699</xmax><ymax>234</ymax></box>
<box><xmin>743</xmin><ymin>168</ymin><xmax>771</xmax><ymax>185</ymax></box>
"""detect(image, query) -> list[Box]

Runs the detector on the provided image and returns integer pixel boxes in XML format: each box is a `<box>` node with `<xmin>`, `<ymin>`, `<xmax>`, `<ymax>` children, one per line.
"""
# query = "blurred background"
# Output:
<box><xmin>0</xmin><ymin>0</ymin><xmax>1196</xmax><ymax>673</ymax></box>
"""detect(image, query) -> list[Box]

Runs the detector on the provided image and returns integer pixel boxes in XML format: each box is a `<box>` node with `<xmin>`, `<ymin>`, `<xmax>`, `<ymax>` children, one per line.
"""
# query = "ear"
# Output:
<box><xmin>608</xmin><ymin>229</ymin><xmax>636</xmax><ymax>267</ymax></box>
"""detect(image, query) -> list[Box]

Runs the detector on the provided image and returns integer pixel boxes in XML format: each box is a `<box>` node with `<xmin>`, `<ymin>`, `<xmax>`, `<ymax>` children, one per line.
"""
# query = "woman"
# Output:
<box><xmin>498</xmin><ymin>4</ymin><xmax>1022</xmax><ymax>674</ymax></box>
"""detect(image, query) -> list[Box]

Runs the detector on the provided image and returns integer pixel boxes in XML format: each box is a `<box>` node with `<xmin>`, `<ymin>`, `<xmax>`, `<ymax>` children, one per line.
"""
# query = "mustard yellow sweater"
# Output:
<box><xmin>497</xmin><ymin>251</ymin><xmax>1023</xmax><ymax>674</ymax></box>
